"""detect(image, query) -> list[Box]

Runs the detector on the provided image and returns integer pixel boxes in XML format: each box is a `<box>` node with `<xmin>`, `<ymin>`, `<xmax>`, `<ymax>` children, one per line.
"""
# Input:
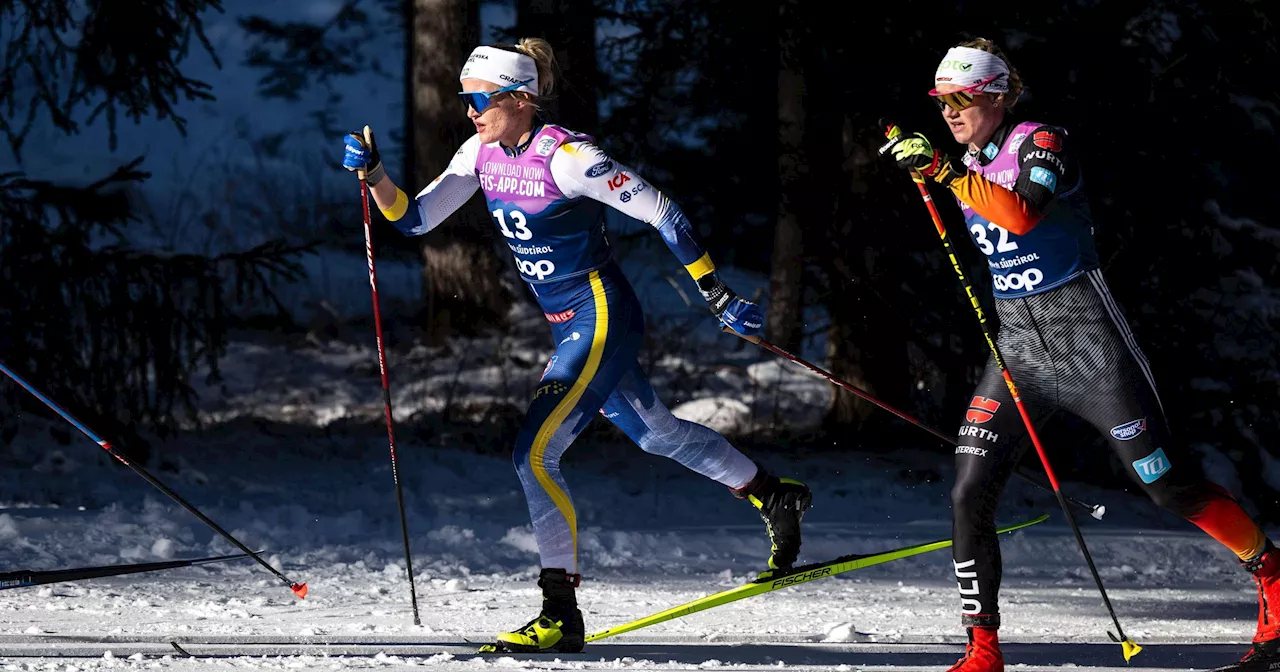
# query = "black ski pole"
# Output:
<box><xmin>1</xmin><ymin>551</ymin><xmax>258</xmax><ymax>590</ymax></box>
<box><xmin>0</xmin><ymin>361</ymin><xmax>307</xmax><ymax>599</ymax></box>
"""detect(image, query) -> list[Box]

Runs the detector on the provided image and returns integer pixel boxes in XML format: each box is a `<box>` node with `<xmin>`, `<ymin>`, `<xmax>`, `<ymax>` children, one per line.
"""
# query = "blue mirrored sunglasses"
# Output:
<box><xmin>458</xmin><ymin>79</ymin><xmax>534</xmax><ymax>114</ymax></box>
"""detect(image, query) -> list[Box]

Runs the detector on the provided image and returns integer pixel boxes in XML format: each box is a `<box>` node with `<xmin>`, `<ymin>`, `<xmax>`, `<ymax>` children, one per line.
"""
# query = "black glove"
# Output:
<box><xmin>698</xmin><ymin>273</ymin><xmax>764</xmax><ymax>337</ymax></box>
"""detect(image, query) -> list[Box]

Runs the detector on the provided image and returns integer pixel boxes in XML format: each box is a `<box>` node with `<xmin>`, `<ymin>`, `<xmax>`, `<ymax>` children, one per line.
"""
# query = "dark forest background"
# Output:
<box><xmin>2</xmin><ymin>0</ymin><xmax>1277</xmax><ymax>520</ymax></box>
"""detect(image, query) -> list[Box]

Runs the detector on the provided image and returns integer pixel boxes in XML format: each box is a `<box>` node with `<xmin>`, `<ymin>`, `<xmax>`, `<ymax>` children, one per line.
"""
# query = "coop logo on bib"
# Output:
<box><xmin>993</xmin><ymin>268</ymin><xmax>1044</xmax><ymax>292</ymax></box>
<box><xmin>516</xmin><ymin>256</ymin><xmax>556</xmax><ymax>280</ymax></box>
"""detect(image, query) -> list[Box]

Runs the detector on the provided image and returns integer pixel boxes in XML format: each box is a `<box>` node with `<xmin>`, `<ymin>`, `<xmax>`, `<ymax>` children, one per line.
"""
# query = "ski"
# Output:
<box><xmin>584</xmin><ymin>513</ymin><xmax>1050</xmax><ymax>644</ymax></box>
<box><xmin>0</xmin><ymin>551</ymin><xmax>259</xmax><ymax>590</ymax></box>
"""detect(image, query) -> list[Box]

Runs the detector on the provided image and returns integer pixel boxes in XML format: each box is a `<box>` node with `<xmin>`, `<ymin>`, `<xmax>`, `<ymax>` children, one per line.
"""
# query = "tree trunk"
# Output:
<box><xmin>402</xmin><ymin>0</ymin><xmax>416</xmax><ymax>187</ymax></box>
<box><xmin>825</xmin><ymin>302</ymin><xmax>880</xmax><ymax>428</ymax></box>
<box><xmin>515</xmin><ymin>0</ymin><xmax>599</xmax><ymax>134</ymax></box>
<box><xmin>800</xmin><ymin>15</ymin><xmax>886</xmax><ymax>428</ymax></box>
<box><xmin>409</xmin><ymin>0</ymin><xmax>512</xmax><ymax>339</ymax></box>
<box><xmin>768</xmin><ymin>0</ymin><xmax>805</xmax><ymax>352</ymax></box>
<box><xmin>820</xmin><ymin>96</ymin><xmax>886</xmax><ymax>428</ymax></box>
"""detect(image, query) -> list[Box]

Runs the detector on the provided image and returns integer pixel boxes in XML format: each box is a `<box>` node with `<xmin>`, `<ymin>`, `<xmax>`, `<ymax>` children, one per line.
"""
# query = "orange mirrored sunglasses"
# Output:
<box><xmin>929</xmin><ymin>74</ymin><xmax>1002</xmax><ymax>112</ymax></box>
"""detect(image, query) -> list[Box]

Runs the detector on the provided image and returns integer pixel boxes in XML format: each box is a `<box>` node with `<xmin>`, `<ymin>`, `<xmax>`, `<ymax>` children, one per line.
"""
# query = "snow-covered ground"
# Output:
<box><xmin>1</xmin><ymin>314</ymin><xmax>1274</xmax><ymax>671</ymax></box>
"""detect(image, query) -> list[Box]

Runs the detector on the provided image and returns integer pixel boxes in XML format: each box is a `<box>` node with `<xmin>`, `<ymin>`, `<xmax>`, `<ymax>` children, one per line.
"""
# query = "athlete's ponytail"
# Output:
<box><xmin>491</xmin><ymin>38</ymin><xmax>557</xmax><ymax>108</ymax></box>
<box><xmin>958</xmin><ymin>37</ymin><xmax>1024</xmax><ymax>109</ymax></box>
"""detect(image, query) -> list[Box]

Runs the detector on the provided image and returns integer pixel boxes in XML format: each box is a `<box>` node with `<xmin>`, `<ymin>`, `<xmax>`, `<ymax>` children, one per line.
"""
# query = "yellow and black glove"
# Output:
<box><xmin>877</xmin><ymin>121</ymin><xmax>966</xmax><ymax>186</ymax></box>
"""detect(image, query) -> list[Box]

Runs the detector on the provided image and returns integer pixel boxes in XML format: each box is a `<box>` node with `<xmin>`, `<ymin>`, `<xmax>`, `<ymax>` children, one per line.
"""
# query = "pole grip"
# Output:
<box><xmin>357</xmin><ymin>125</ymin><xmax>372</xmax><ymax>181</ymax></box>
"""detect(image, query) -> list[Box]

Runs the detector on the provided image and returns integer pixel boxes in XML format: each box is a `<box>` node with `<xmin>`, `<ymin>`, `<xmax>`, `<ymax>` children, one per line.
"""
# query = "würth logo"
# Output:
<box><xmin>1033</xmin><ymin>131</ymin><xmax>1063</xmax><ymax>152</ymax></box>
<box><xmin>966</xmin><ymin>396</ymin><xmax>1001</xmax><ymax>424</ymax></box>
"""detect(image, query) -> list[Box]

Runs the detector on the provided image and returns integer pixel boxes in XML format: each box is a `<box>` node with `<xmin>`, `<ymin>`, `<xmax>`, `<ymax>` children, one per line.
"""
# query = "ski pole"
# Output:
<box><xmin>878</xmin><ymin>120</ymin><xmax>1139</xmax><ymax>661</ymax></box>
<box><xmin>721</xmin><ymin>327</ymin><xmax>1103</xmax><ymax>519</ymax></box>
<box><xmin>1</xmin><ymin>551</ymin><xmax>259</xmax><ymax>590</ymax></box>
<box><xmin>0</xmin><ymin>361</ymin><xmax>307</xmax><ymax>599</ymax></box>
<box><xmin>357</xmin><ymin>125</ymin><xmax>421</xmax><ymax>626</ymax></box>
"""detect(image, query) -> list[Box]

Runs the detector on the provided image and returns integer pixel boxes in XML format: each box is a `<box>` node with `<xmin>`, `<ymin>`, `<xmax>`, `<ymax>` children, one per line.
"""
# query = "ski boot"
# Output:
<box><xmin>1213</xmin><ymin>542</ymin><xmax>1280</xmax><ymax>671</ymax></box>
<box><xmin>479</xmin><ymin>568</ymin><xmax>585</xmax><ymax>654</ymax></box>
<box><xmin>731</xmin><ymin>465</ymin><xmax>812</xmax><ymax>575</ymax></box>
<box><xmin>946</xmin><ymin>622</ymin><xmax>1003</xmax><ymax>672</ymax></box>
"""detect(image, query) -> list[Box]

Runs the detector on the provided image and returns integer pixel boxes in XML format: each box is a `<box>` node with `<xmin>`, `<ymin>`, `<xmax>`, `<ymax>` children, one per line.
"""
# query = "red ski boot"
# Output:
<box><xmin>1214</xmin><ymin>543</ymin><xmax>1280</xmax><ymax>671</ymax></box>
<box><xmin>946</xmin><ymin>626</ymin><xmax>1003</xmax><ymax>672</ymax></box>
<box><xmin>1248</xmin><ymin>542</ymin><xmax>1280</xmax><ymax>644</ymax></box>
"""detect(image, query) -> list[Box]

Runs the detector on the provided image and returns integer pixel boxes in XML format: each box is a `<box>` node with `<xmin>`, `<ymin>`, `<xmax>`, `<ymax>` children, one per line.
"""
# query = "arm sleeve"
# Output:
<box><xmin>550</xmin><ymin>141</ymin><xmax>716</xmax><ymax>281</ymax></box>
<box><xmin>945</xmin><ymin>125</ymin><xmax>1076</xmax><ymax>236</ymax></box>
<box><xmin>387</xmin><ymin>135</ymin><xmax>482</xmax><ymax>236</ymax></box>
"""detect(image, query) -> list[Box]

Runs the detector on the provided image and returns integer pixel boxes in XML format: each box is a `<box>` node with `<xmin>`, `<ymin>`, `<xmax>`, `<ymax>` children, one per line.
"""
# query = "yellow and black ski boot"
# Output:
<box><xmin>479</xmin><ymin>568</ymin><xmax>585</xmax><ymax>654</ymax></box>
<box><xmin>731</xmin><ymin>464</ymin><xmax>813</xmax><ymax>575</ymax></box>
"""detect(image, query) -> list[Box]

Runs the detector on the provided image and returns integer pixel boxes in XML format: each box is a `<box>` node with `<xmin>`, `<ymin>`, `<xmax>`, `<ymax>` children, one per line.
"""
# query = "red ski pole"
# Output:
<box><xmin>358</xmin><ymin>125</ymin><xmax>421</xmax><ymax>625</ymax></box>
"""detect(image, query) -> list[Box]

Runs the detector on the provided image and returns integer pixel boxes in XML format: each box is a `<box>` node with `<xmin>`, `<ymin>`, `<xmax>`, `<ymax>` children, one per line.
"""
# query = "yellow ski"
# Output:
<box><xmin>585</xmin><ymin>513</ymin><xmax>1050</xmax><ymax>643</ymax></box>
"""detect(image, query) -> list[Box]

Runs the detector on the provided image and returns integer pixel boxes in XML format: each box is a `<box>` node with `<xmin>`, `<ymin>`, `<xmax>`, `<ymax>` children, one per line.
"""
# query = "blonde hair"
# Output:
<box><xmin>958</xmin><ymin>37</ymin><xmax>1024</xmax><ymax>109</ymax></box>
<box><xmin>492</xmin><ymin>37</ymin><xmax>557</xmax><ymax>108</ymax></box>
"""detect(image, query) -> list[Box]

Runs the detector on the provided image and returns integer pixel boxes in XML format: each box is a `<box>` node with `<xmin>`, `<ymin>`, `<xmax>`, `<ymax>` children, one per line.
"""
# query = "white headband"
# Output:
<box><xmin>459</xmin><ymin>46</ymin><xmax>538</xmax><ymax>95</ymax></box>
<box><xmin>933</xmin><ymin>46</ymin><xmax>1010</xmax><ymax>94</ymax></box>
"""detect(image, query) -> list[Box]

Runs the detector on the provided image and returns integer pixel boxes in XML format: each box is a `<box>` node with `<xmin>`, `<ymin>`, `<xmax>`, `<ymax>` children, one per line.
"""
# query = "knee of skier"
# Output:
<box><xmin>1146</xmin><ymin>479</ymin><xmax>1221</xmax><ymax>519</ymax></box>
<box><xmin>511</xmin><ymin>429</ymin><xmax>541</xmax><ymax>477</ymax></box>
<box><xmin>1143</xmin><ymin>487</ymin><xmax>1183</xmax><ymax>514</ymax></box>
<box><xmin>950</xmin><ymin>468</ymin><xmax>993</xmax><ymax>522</ymax></box>
<box><xmin>625</xmin><ymin>407</ymin><xmax>681</xmax><ymax>456</ymax></box>
<box><xmin>1201</xmin><ymin>479</ymin><xmax>1238</xmax><ymax>501</ymax></box>
<box><xmin>635</xmin><ymin>431</ymin><xmax>663</xmax><ymax>455</ymax></box>
<box><xmin>512</xmin><ymin>439</ymin><xmax>529</xmax><ymax>475</ymax></box>
<box><xmin>635</xmin><ymin>421</ymin><xmax>683</xmax><ymax>456</ymax></box>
